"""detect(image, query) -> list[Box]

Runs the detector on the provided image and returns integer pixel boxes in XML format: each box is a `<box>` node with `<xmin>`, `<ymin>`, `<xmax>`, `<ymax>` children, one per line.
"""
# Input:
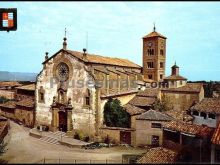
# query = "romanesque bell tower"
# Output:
<box><xmin>142</xmin><ymin>25</ymin><xmax>167</xmax><ymax>82</ymax></box>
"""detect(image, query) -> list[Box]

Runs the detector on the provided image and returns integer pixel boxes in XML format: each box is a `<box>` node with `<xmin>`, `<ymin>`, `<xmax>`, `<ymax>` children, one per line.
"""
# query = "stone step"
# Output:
<box><xmin>39</xmin><ymin>136</ymin><xmax>59</xmax><ymax>145</ymax></box>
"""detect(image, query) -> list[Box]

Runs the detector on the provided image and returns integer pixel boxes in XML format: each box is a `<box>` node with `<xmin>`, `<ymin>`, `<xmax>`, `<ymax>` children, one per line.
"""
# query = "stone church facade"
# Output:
<box><xmin>35</xmin><ymin>36</ymin><xmax>143</xmax><ymax>139</ymax></box>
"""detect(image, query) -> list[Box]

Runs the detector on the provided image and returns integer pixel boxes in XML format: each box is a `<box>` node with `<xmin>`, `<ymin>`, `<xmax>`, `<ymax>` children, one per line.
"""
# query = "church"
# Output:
<box><xmin>35</xmin><ymin>26</ymin><xmax>171</xmax><ymax>140</ymax></box>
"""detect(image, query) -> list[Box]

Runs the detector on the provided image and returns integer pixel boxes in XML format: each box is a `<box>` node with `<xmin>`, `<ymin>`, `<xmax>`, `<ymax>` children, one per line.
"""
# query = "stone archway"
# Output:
<box><xmin>58</xmin><ymin>111</ymin><xmax>67</xmax><ymax>132</ymax></box>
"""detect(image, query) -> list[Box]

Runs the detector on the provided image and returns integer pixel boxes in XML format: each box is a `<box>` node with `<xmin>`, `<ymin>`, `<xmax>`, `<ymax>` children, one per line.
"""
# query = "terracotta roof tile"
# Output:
<box><xmin>165</xmin><ymin>109</ymin><xmax>193</xmax><ymax>122</ymax></box>
<box><xmin>162</xmin><ymin>83</ymin><xmax>203</xmax><ymax>93</ymax></box>
<box><xmin>136</xmin><ymin>88</ymin><xmax>159</xmax><ymax>97</ymax></box>
<box><xmin>137</xmin><ymin>147</ymin><xmax>178</xmax><ymax>164</ymax></box>
<box><xmin>136</xmin><ymin>109</ymin><xmax>173</xmax><ymax>121</ymax></box>
<box><xmin>212</xmin><ymin>123</ymin><xmax>220</xmax><ymax>145</ymax></box>
<box><xmin>124</xmin><ymin>104</ymin><xmax>146</xmax><ymax>116</ymax></box>
<box><xmin>0</xmin><ymin>81</ymin><xmax>22</xmax><ymax>87</ymax></box>
<box><xmin>0</xmin><ymin>101</ymin><xmax>16</xmax><ymax>109</ymax></box>
<box><xmin>164</xmin><ymin>75</ymin><xmax>187</xmax><ymax>80</ymax></box>
<box><xmin>164</xmin><ymin>121</ymin><xmax>214</xmax><ymax>138</ymax></box>
<box><xmin>16</xmin><ymin>99</ymin><xmax>35</xmax><ymax>108</ymax></box>
<box><xmin>143</xmin><ymin>31</ymin><xmax>167</xmax><ymax>39</ymax></box>
<box><xmin>66</xmin><ymin>50</ymin><xmax>141</xmax><ymax>68</ymax></box>
<box><xmin>129</xmin><ymin>96</ymin><xmax>156</xmax><ymax>107</ymax></box>
<box><xmin>190</xmin><ymin>98</ymin><xmax>220</xmax><ymax>114</ymax></box>
<box><xmin>16</xmin><ymin>84</ymin><xmax>35</xmax><ymax>91</ymax></box>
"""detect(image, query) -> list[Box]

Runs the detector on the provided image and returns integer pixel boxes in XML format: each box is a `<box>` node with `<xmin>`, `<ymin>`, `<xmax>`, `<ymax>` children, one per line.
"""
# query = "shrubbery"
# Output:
<box><xmin>103</xmin><ymin>98</ymin><xmax>130</xmax><ymax>128</ymax></box>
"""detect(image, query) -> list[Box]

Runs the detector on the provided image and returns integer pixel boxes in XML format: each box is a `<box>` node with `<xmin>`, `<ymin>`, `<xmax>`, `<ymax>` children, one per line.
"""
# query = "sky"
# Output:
<box><xmin>0</xmin><ymin>2</ymin><xmax>220</xmax><ymax>81</ymax></box>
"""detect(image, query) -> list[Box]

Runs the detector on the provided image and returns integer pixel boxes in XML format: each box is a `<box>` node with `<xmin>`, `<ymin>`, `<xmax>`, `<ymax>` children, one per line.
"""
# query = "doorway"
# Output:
<box><xmin>120</xmin><ymin>131</ymin><xmax>131</xmax><ymax>145</ymax></box>
<box><xmin>151</xmin><ymin>135</ymin><xmax>160</xmax><ymax>147</ymax></box>
<box><xmin>58</xmin><ymin>111</ymin><xmax>67</xmax><ymax>132</ymax></box>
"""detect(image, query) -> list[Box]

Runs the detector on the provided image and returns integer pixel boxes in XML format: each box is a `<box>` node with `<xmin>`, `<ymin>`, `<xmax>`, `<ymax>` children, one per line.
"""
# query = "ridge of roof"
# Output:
<box><xmin>143</xmin><ymin>31</ymin><xmax>167</xmax><ymax>39</ymax></box>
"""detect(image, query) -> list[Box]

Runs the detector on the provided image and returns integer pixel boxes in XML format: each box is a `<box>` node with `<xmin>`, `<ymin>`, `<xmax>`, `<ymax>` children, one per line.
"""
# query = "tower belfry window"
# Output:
<box><xmin>147</xmin><ymin>62</ymin><xmax>154</xmax><ymax>68</ymax></box>
<box><xmin>147</xmin><ymin>49</ymin><xmax>154</xmax><ymax>55</ymax></box>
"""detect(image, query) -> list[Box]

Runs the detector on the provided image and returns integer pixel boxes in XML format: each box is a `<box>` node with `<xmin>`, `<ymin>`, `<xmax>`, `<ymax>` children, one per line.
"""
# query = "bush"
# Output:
<box><xmin>74</xmin><ymin>130</ymin><xmax>84</xmax><ymax>141</ymax></box>
<box><xmin>84</xmin><ymin>136</ymin><xmax>90</xmax><ymax>142</ymax></box>
<box><xmin>104</xmin><ymin>98</ymin><xmax>130</xmax><ymax>128</ymax></box>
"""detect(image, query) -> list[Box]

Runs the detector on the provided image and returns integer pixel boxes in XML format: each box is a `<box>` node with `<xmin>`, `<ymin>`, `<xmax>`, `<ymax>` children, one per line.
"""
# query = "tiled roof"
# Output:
<box><xmin>164</xmin><ymin>75</ymin><xmax>187</xmax><ymax>80</ymax></box>
<box><xmin>0</xmin><ymin>101</ymin><xmax>16</xmax><ymax>109</ymax></box>
<box><xmin>162</xmin><ymin>83</ymin><xmax>203</xmax><ymax>93</ymax></box>
<box><xmin>129</xmin><ymin>96</ymin><xmax>156</xmax><ymax>107</ymax></box>
<box><xmin>190</xmin><ymin>98</ymin><xmax>220</xmax><ymax>114</ymax></box>
<box><xmin>100</xmin><ymin>89</ymin><xmax>138</xmax><ymax>99</ymax></box>
<box><xmin>66</xmin><ymin>50</ymin><xmax>141</xmax><ymax>68</ymax></box>
<box><xmin>137</xmin><ymin>147</ymin><xmax>178</xmax><ymax>164</ymax></box>
<box><xmin>124</xmin><ymin>104</ymin><xmax>146</xmax><ymax>116</ymax></box>
<box><xmin>16</xmin><ymin>84</ymin><xmax>35</xmax><ymax>91</ymax></box>
<box><xmin>163</xmin><ymin>121</ymin><xmax>214</xmax><ymax>138</ymax></box>
<box><xmin>0</xmin><ymin>81</ymin><xmax>22</xmax><ymax>87</ymax></box>
<box><xmin>16</xmin><ymin>99</ymin><xmax>35</xmax><ymax>108</ymax></box>
<box><xmin>165</xmin><ymin>109</ymin><xmax>193</xmax><ymax>122</ymax></box>
<box><xmin>136</xmin><ymin>109</ymin><xmax>173</xmax><ymax>121</ymax></box>
<box><xmin>143</xmin><ymin>31</ymin><xmax>167</xmax><ymax>39</ymax></box>
<box><xmin>136</xmin><ymin>88</ymin><xmax>159</xmax><ymax>97</ymax></box>
<box><xmin>211</xmin><ymin>123</ymin><xmax>220</xmax><ymax>145</ymax></box>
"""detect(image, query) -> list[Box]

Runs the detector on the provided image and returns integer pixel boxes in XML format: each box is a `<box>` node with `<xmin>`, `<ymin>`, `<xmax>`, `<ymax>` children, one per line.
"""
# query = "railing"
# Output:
<box><xmin>36</xmin><ymin>158</ymin><xmax>124</xmax><ymax>164</ymax></box>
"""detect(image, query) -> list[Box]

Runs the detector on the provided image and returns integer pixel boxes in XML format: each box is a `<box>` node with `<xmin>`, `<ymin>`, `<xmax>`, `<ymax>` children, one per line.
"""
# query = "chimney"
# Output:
<box><xmin>83</xmin><ymin>48</ymin><xmax>87</xmax><ymax>59</ymax></box>
<box><xmin>63</xmin><ymin>37</ymin><xmax>67</xmax><ymax>50</ymax></box>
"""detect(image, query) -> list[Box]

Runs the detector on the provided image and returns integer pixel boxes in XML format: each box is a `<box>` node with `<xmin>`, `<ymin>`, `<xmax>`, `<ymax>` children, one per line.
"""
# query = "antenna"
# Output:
<box><xmin>64</xmin><ymin>28</ymin><xmax>67</xmax><ymax>38</ymax></box>
<box><xmin>86</xmin><ymin>31</ymin><xmax>88</xmax><ymax>52</ymax></box>
<box><xmin>153</xmin><ymin>22</ymin><xmax>156</xmax><ymax>32</ymax></box>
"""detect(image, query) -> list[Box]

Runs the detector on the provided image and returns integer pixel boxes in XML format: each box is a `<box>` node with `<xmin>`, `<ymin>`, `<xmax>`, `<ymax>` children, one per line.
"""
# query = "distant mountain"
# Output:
<box><xmin>0</xmin><ymin>71</ymin><xmax>37</xmax><ymax>81</ymax></box>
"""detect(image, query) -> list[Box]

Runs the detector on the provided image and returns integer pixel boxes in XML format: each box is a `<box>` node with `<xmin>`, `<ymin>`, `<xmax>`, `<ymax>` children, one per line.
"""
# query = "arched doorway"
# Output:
<box><xmin>58</xmin><ymin>111</ymin><xmax>67</xmax><ymax>132</ymax></box>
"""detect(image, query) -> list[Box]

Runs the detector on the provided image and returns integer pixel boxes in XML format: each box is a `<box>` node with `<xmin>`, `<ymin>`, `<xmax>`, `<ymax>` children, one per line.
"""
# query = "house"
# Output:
<box><xmin>0</xmin><ymin>83</ymin><xmax>35</xmax><ymax>128</ymax></box>
<box><xmin>0</xmin><ymin>81</ymin><xmax>22</xmax><ymax>100</ymax></box>
<box><xmin>189</xmin><ymin>98</ymin><xmax>220</xmax><ymax>128</ymax></box>
<box><xmin>134</xmin><ymin>109</ymin><xmax>173</xmax><ymax>147</ymax></box>
<box><xmin>136</xmin><ymin>147</ymin><xmax>179</xmax><ymax>164</ymax></box>
<box><xmin>163</xmin><ymin>121</ymin><xmax>214</xmax><ymax>163</ymax></box>
<box><xmin>211</xmin><ymin>123</ymin><xmax>220</xmax><ymax>163</ymax></box>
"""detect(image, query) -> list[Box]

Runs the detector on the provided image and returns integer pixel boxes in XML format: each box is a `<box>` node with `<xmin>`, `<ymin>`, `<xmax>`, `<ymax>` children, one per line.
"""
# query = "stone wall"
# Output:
<box><xmin>134</xmin><ymin>120</ymin><xmax>166</xmax><ymax>147</ymax></box>
<box><xmin>36</xmin><ymin>51</ymin><xmax>97</xmax><ymax>135</ymax></box>
<box><xmin>161</xmin><ymin>89</ymin><xmax>204</xmax><ymax>113</ymax></box>
<box><xmin>15</xmin><ymin>107</ymin><xmax>34</xmax><ymax>128</ymax></box>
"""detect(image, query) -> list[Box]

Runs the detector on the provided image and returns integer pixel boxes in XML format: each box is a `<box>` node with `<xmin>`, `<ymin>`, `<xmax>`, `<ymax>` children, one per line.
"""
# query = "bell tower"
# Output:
<box><xmin>142</xmin><ymin>24</ymin><xmax>167</xmax><ymax>82</ymax></box>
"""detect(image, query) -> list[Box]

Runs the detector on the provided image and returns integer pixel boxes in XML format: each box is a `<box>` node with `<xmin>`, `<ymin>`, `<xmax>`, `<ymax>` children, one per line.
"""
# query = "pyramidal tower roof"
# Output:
<box><xmin>143</xmin><ymin>24</ymin><xmax>167</xmax><ymax>39</ymax></box>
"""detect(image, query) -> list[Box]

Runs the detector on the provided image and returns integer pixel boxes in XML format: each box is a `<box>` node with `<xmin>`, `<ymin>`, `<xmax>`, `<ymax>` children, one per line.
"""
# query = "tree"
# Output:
<box><xmin>153</xmin><ymin>95</ymin><xmax>173</xmax><ymax>112</ymax></box>
<box><xmin>103</xmin><ymin>98</ymin><xmax>129</xmax><ymax>128</ymax></box>
<box><xmin>0</xmin><ymin>96</ymin><xmax>9</xmax><ymax>104</ymax></box>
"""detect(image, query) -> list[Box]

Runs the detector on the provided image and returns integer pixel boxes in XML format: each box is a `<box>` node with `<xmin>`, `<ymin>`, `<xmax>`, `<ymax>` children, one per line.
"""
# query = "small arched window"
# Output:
<box><xmin>38</xmin><ymin>86</ymin><xmax>45</xmax><ymax>103</ymax></box>
<box><xmin>84</xmin><ymin>89</ymin><xmax>90</xmax><ymax>106</ymax></box>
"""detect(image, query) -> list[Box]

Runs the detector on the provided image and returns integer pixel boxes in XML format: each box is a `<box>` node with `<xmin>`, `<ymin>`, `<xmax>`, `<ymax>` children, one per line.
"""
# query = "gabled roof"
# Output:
<box><xmin>161</xmin><ymin>83</ymin><xmax>203</xmax><ymax>93</ymax></box>
<box><xmin>124</xmin><ymin>103</ymin><xmax>146</xmax><ymax>116</ymax></box>
<box><xmin>136</xmin><ymin>109</ymin><xmax>173</xmax><ymax>121</ymax></box>
<box><xmin>137</xmin><ymin>147</ymin><xmax>178</xmax><ymax>164</ymax></box>
<box><xmin>128</xmin><ymin>96</ymin><xmax>156</xmax><ymax>107</ymax></box>
<box><xmin>212</xmin><ymin>123</ymin><xmax>220</xmax><ymax>145</ymax></box>
<box><xmin>0</xmin><ymin>81</ymin><xmax>22</xmax><ymax>87</ymax></box>
<box><xmin>136</xmin><ymin>88</ymin><xmax>159</xmax><ymax>97</ymax></box>
<box><xmin>16</xmin><ymin>99</ymin><xmax>35</xmax><ymax>108</ymax></box>
<box><xmin>0</xmin><ymin>101</ymin><xmax>16</xmax><ymax>109</ymax></box>
<box><xmin>143</xmin><ymin>31</ymin><xmax>167</xmax><ymax>39</ymax></box>
<box><xmin>16</xmin><ymin>84</ymin><xmax>35</xmax><ymax>91</ymax></box>
<box><xmin>164</xmin><ymin>121</ymin><xmax>215</xmax><ymax>138</ymax></box>
<box><xmin>190</xmin><ymin>98</ymin><xmax>220</xmax><ymax>114</ymax></box>
<box><xmin>43</xmin><ymin>49</ymin><xmax>141</xmax><ymax>69</ymax></box>
<box><xmin>164</xmin><ymin>75</ymin><xmax>187</xmax><ymax>81</ymax></box>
